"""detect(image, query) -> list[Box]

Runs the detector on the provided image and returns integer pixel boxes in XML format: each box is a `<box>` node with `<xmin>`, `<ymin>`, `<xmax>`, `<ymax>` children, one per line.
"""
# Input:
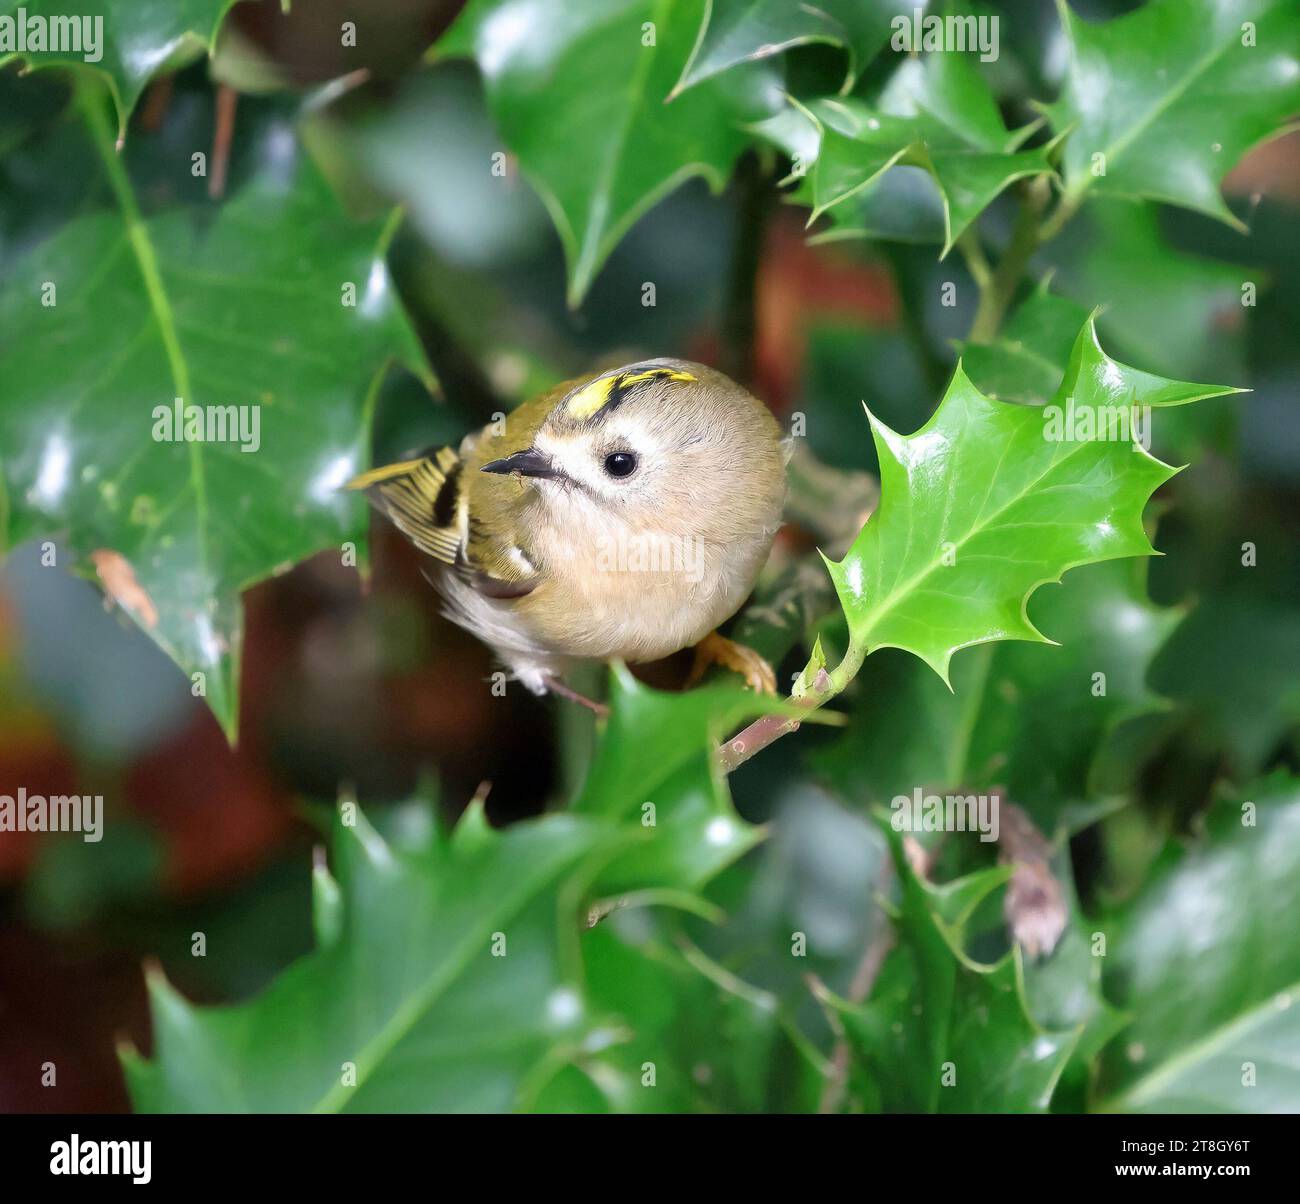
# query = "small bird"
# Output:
<box><xmin>346</xmin><ymin>358</ymin><xmax>786</xmax><ymax>710</ymax></box>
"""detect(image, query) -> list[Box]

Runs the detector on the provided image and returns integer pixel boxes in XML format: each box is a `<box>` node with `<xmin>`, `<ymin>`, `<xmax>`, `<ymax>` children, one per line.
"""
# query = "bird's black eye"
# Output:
<box><xmin>603</xmin><ymin>451</ymin><xmax>637</xmax><ymax>478</ymax></box>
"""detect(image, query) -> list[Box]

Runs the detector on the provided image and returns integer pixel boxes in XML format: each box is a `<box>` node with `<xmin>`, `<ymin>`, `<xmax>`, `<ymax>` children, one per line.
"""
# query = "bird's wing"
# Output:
<box><xmin>457</xmin><ymin>378</ymin><xmax>589</xmax><ymax>594</ymax></box>
<box><xmin>348</xmin><ymin>377</ymin><xmax>586</xmax><ymax>594</ymax></box>
<box><xmin>345</xmin><ymin>446</ymin><xmax>464</xmax><ymax>565</ymax></box>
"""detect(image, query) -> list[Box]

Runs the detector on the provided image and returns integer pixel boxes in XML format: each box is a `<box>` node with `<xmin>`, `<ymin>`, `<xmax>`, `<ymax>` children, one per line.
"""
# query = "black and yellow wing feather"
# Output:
<box><xmin>346</xmin><ymin>443</ymin><xmax>540</xmax><ymax>597</ymax></box>
<box><xmin>345</xmin><ymin>447</ymin><xmax>464</xmax><ymax>565</ymax></box>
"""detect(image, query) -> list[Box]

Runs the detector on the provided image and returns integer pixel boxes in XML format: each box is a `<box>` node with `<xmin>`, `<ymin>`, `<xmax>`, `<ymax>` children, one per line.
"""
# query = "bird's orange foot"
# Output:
<box><xmin>687</xmin><ymin>631</ymin><xmax>777</xmax><ymax>695</ymax></box>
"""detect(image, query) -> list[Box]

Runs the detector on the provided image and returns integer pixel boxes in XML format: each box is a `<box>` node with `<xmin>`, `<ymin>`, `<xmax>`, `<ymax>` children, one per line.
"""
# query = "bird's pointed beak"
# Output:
<box><xmin>480</xmin><ymin>448</ymin><xmax>564</xmax><ymax>480</ymax></box>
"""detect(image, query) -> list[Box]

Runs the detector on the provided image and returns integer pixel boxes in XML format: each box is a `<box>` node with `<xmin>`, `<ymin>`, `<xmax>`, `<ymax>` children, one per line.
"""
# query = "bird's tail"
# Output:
<box><xmin>344</xmin><ymin>447</ymin><xmax>463</xmax><ymax>565</ymax></box>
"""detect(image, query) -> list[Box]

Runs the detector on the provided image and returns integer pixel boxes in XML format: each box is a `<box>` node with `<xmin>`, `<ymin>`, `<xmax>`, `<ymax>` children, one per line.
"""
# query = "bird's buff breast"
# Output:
<box><xmin>512</xmin><ymin>531</ymin><xmax>769</xmax><ymax>663</ymax></box>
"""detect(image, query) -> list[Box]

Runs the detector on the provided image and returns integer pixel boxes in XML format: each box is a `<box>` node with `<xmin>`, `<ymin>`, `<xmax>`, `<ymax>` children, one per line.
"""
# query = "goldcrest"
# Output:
<box><xmin>347</xmin><ymin>359</ymin><xmax>786</xmax><ymax>702</ymax></box>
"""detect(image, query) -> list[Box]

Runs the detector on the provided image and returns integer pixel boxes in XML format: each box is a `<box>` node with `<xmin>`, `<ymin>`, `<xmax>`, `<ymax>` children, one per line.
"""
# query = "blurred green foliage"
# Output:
<box><xmin>0</xmin><ymin>0</ymin><xmax>1297</xmax><ymax>1114</ymax></box>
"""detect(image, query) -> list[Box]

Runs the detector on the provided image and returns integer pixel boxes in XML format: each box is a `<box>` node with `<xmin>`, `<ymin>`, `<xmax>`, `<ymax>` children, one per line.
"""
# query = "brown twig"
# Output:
<box><xmin>546</xmin><ymin>677</ymin><xmax>609</xmax><ymax>718</ymax></box>
<box><xmin>139</xmin><ymin>74</ymin><xmax>175</xmax><ymax>132</ymax></box>
<box><xmin>815</xmin><ymin>860</ymin><xmax>897</xmax><ymax>1114</ymax></box>
<box><xmin>719</xmin><ymin>656</ymin><xmax>852</xmax><ymax>773</ymax></box>
<box><xmin>209</xmin><ymin>84</ymin><xmax>238</xmax><ymax>201</ymax></box>
<box><xmin>718</xmin><ymin>709</ymin><xmax>803</xmax><ymax>773</ymax></box>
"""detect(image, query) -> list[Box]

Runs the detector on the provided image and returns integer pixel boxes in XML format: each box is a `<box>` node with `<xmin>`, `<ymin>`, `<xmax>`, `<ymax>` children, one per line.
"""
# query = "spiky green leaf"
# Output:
<box><xmin>825</xmin><ymin>321</ymin><xmax>1235</xmax><ymax>682</ymax></box>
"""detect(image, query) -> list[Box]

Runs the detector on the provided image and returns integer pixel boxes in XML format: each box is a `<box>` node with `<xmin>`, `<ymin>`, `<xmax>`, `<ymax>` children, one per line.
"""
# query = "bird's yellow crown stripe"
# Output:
<box><xmin>565</xmin><ymin>367</ymin><xmax>696</xmax><ymax>420</ymax></box>
<box><xmin>564</xmin><ymin>376</ymin><xmax>617</xmax><ymax>420</ymax></box>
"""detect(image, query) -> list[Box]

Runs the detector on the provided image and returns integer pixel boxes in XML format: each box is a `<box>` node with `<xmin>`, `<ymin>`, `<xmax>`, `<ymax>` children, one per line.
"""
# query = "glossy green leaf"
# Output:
<box><xmin>825</xmin><ymin>320</ymin><xmax>1236</xmax><ymax>683</ymax></box>
<box><xmin>575</xmin><ymin>666</ymin><xmax>794</xmax><ymax>814</ymax></box>
<box><xmin>672</xmin><ymin>0</ymin><xmax>902</xmax><ymax>97</ymax></box>
<box><xmin>816</xmin><ymin>556</ymin><xmax>1183</xmax><ymax>824</ymax></box>
<box><xmin>811</xmin><ymin>293</ymin><xmax>1190</xmax><ymax>832</ymax></box>
<box><xmin>434</xmin><ymin>0</ymin><xmax>779</xmax><ymax>304</ymax></box>
<box><xmin>752</xmin><ymin>104</ymin><xmax>948</xmax><ymax>245</ymax></box>
<box><xmin>689</xmin><ymin>789</ymin><xmax>891</xmax><ymax>1007</ymax></box>
<box><xmin>832</xmin><ymin>835</ymin><xmax>1078</xmax><ymax>1113</ymax></box>
<box><xmin>1047</xmin><ymin>0</ymin><xmax>1300</xmax><ymax>226</ymax></box>
<box><xmin>573</xmin><ymin>667</ymin><xmax>813</xmax><ymax>893</ymax></box>
<box><xmin>588</xmin><ymin>751</ymin><xmax>764</xmax><ymax>895</ymax></box>
<box><xmin>1150</xmin><ymin>592</ymin><xmax>1300</xmax><ymax>778</ymax></box>
<box><xmin>1012</xmin><ymin>849</ymin><xmax>1129</xmax><ymax>1116</ymax></box>
<box><xmin>580</xmin><ymin>915</ymin><xmax>820</xmax><ymax>1112</ymax></box>
<box><xmin>1047</xmin><ymin>199</ymin><xmax>1247</xmax><ymax>465</ymax></box>
<box><xmin>962</xmin><ymin>286</ymin><xmax>1093</xmax><ymax>405</ymax></box>
<box><xmin>1051</xmin><ymin>199</ymin><xmax>1246</xmax><ymax>384</ymax></box>
<box><xmin>770</xmin><ymin>51</ymin><xmax>1054</xmax><ymax>252</ymax></box>
<box><xmin>1102</xmin><ymin>774</ymin><xmax>1300</xmax><ymax>1113</ymax></box>
<box><xmin>808</xmin><ymin>163</ymin><xmax>948</xmax><ymax>246</ymax></box>
<box><xmin>125</xmin><ymin>801</ymin><xmax>614</xmax><ymax>1112</ymax></box>
<box><xmin>0</xmin><ymin>0</ymin><xmax>238</xmax><ymax>137</ymax></box>
<box><xmin>0</xmin><ymin>85</ymin><xmax>430</xmax><ymax>738</ymax></box>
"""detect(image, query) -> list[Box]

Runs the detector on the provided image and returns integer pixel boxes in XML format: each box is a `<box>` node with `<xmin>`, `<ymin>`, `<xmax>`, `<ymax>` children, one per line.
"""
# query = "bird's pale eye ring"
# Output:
<box><xmin>603</xmin><ymin>451</ymin><xmax>638</xmax><ymax>479</ymax></box>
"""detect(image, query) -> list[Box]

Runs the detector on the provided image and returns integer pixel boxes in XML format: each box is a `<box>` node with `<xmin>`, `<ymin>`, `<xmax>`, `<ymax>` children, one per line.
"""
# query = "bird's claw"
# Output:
<box><xmin>687</xmin><ymin>631</ymin><xmax>777</xmax><ymax>695</ymax></box>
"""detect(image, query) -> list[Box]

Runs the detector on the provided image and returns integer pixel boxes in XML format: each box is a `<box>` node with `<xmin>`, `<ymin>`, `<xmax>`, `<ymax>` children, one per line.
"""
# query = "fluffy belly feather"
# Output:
<box><xmin>435</xmin><ymin>533</ymin><xmax>770</xmax><ymax>672</ymax></box>
<box><xmin>519</xmin><ymin>537</ymin><xmax>764</xmax><ymax>661</ymax></box>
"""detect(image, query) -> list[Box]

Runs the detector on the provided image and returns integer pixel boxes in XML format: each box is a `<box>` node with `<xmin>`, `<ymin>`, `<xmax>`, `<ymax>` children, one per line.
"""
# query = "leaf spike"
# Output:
<box><xmin>452</xmin><ymin>791</ymin><xmax>496</xmax><ymax>852</ymax></box>
<box><xmin>337</xmin><ymin>803</ymin><xmax>396</xmax><ymax>873</ymax></box>
<box><xmin>144</xmin><ymin>959</ymin><xmax>201</xmax><ymax>1039</ymax></box>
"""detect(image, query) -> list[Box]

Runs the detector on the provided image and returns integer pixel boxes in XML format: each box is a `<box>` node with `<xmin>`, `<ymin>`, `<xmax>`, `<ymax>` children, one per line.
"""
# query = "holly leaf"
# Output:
<box><xmin>0</xmin><ymin>0</ymin><xmax>240</xmax><ymax>139</ymax></box>
<box><xmin>744</xmin><ymin>318</ymin><xmax>1200</xmax><ymax>799</ymax></box>
<box><xmin>125</xmin><ymin>800</ymin><xmax>614</xmax><ymax>1112</ymax></box>
<box><xmin>579</xmin><ymin>916</ymin><xmax>820</xmax><ymax>1112</ymax></box>
<box><xmin>573</xmin><ymin>668</ymin><xmax>820</xmax><ymax>893</ymax></box>
<box><xmin>0</xmin><ymin>86</ymin><xmax>431</xmax><ymax>738</ymax></box>
<box><xmin>775</xmin><ymin>50</ymin><xmax>1054</xmax><ymax>253</ymax></box>
<box><xmin>752</xmin><ymin>101</ymin><xmax>948</xmax><ymax>247</ymax></box>
<box><xmin>434</xmin><ymin>0</ymin><xmax>778</xmax><ymax>304</ymax></box>
<box><xmin>807</xmin><ymin>164</ymin><xmax>948</xmax><ymax>247</ymax></box>
<box><xmin>962</xmin><ymin>286</ymin><xmax>1094</xmax><ymax>405</ymax></box>
<box><xmin>1047</xmin><ymin>0</ymin><xmax>1300</xmax><ymax>228</ymax></box>
<box><xmin>1150</xmin><ymin>592</ymin><xmax>1300</xmax><ymax>778</ymax></box>
<box><xmin>1051</xmin><ymin>199</ymin><xmax>1246</xmax><ymax>384</ymax></box>
<box><xmin>829</xmin><ymin>836</ymin><xmax>1079</xmax><ymax>1113</ymax></box>
<box><xmin>1101</xmin><ymin>774</ymin><xmax>1300</xmax><ymax>1113</ymax></box>
<box><xmin>587</xmin><ymin>750</ymin><xmax>764</xmax><ymax>895</ymax></box>
<box><xmin>927</xmin><ymin>836</ymin><xmax>1130</xmax><ymax>1114</ymax></box>
<box><xmin>671</xmin><ymin>0</ymin><xmax>903</xmax><ymax>97</ymax></box>
<box><xmin>816</xmin><ymin>557</ymin><xmax>1184</xmax><ymax>826</ymax></box>
<box><xmin>1047</xmin><ymin>200</ymin><xmax>1247</xmax><ymax>465</ymax></box>
<box><xmin>688</xmin><ymin>790</ymin><xmax>892</xmax><ymax>1008</ymax></box>
<box><xmin>824</xmin><ymin>319</ymin><xmax>1237</xmax><ymax>684</ymax></box>
<box><xmin>576</xmin><ymin>666</ymin><xmax>795</xmax><ymax>815</ymax></box>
